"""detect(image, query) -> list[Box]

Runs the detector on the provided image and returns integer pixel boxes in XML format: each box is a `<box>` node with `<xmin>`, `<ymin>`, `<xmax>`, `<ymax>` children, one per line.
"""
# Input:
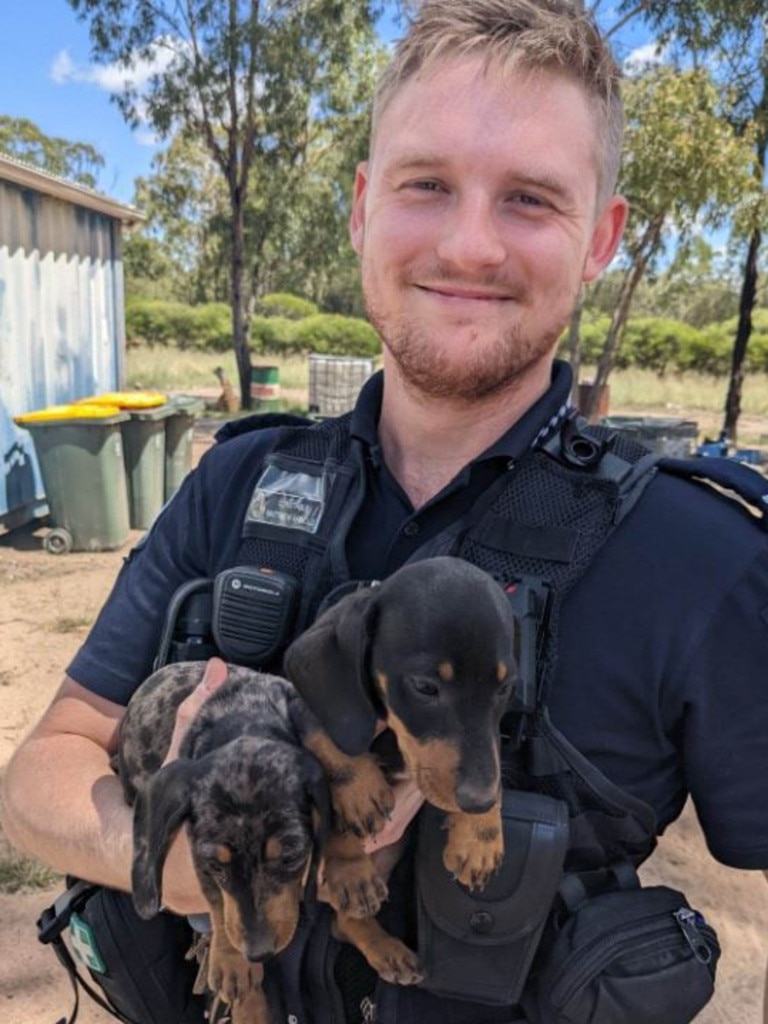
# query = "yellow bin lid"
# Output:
<box><xmin>15</xmin><ymin>403</ymin><xmax>123</xmax><ymax>424</ymax></box>
<box><xmin>77</xmin><ymin>391</ymin><xmax>167</xmax><ymax>410</ymax></box>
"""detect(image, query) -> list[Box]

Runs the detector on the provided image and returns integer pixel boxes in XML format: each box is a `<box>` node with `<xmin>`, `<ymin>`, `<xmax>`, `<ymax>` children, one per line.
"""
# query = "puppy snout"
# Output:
<box><xmin>245</xmin><ymin>940</ymin><xmax>276</xmax><ymax>963</ymax></box>
<box><xmin>455</xmin><ymin>783</ymin><xmax>496</xmax><ymax>814</ymax></box>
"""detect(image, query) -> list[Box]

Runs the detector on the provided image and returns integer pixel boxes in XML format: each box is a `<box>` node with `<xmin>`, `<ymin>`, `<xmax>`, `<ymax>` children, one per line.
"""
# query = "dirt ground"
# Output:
<box><xmin>0</xmin><ymin>417</ymin><xmax>767</xmax><ymax>1024</ymax></box>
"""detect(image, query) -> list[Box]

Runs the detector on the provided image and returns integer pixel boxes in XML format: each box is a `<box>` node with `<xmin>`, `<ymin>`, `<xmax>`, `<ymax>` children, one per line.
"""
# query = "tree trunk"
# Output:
<box><xmin>564</xmin><ymin>291</ymin><xmax>585</xmax><ymax>404</ymax></box>
<box><xmin>230</xmin><ymin>184</ymin><xmax>252</xmax><ymax>411</ymax></box>
<box><xmin>722</xmin><ymin>57</ymin><xmax>768</xmax><ymax>442</ymax></box>
<box><xmin>583</xmin><ymin>214</ymin><xmax>665</xmax><ymax>419</ymax></box>
<box><xmin>722</xmin><ymin>225</ymin><xmax>761</xmax><ymax>442</ymax></box>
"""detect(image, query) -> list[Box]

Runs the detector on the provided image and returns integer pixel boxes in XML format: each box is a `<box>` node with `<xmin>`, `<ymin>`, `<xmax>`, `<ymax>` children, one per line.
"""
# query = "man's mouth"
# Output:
<box><xmin>415</xmin><ymin>283</ymin><xmax>512</xmax><ymax>303</ymax></box>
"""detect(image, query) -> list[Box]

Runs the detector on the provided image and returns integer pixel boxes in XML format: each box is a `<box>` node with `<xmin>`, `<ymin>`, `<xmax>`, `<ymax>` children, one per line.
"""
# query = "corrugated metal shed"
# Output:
<box><xmin>0</xmin><ymin>154</ymin><xmax>144</xmax><ymax>530</ymax></box>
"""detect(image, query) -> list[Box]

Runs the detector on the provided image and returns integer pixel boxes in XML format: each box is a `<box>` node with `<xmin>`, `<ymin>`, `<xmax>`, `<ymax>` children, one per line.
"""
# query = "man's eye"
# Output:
<box><xmin>510</xmin><ymin>193</ymin><xmax>546</xmax><ymax>208</ymax></box>
<box><xmin>410</xmin><ymin>180</ymin><xmax>442</xmax><ymax>192</ymax></box>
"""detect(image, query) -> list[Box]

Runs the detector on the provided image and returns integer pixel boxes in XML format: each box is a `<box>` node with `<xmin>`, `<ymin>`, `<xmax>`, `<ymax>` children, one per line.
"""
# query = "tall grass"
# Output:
<box><xmin>125</xmin><ymin>348</ymin><xmax>312</xmax><ymax>392</ymax></box>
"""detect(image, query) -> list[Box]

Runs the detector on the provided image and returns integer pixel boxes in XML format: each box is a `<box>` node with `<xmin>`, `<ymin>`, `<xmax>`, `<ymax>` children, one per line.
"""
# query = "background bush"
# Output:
<box><xmin>255</xmin><ymin>292</ymin><xmax>320</xmax><ymax>319</ymax></box>
<box><xmin>291</xmin><ymin>314</ymin><xmax>381</xmax><ymax>357</ymax></box>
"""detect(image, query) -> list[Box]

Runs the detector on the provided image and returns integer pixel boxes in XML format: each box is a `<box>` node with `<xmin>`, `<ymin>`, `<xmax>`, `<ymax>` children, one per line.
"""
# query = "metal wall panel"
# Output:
<box><xmin>0</xmin><ymin>178</ymin><xmax>125</xmax><ymax>526</ymax></box>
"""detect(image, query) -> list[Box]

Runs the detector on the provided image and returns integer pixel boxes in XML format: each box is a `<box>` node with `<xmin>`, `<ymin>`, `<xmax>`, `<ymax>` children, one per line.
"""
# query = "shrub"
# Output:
<box><xmin>572</xmin><ymin>315</ymin><xmax>612</xmax><ymax>365</ymax></box>
<box><xmin>248</xmin><ymin>315</ymin><xmax>297</xmax><ymax>356</ymax></box>
<box><xmin>677</xmin><ymin>323</ymin><xmax>732</xmax><ymax>376</ymax></box>
<box><xmin>125</xmin><ymin>299</ymin><xmax>232</xmax><ymax>351</ymax></box>
<box><xmin>621</xmin><ymin>318</ymin><xmax>699</xmax><ymax>377</ymax></box>
<box><xmin>291</xmin><ymin>314</ymin><xmax>381</xmax><ymax>357</ymax></box>
<box><xmin>255</xmin><ymin>292</ymin><xmax>320</xmax><ymax>320</ymax></box>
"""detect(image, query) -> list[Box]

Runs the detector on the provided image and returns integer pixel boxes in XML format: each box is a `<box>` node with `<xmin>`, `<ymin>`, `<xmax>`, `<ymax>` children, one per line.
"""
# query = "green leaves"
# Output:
<box><xmin>0</xmin><ymin>115</ymin><xmax>105</xmax><ymax>188</ymax></box>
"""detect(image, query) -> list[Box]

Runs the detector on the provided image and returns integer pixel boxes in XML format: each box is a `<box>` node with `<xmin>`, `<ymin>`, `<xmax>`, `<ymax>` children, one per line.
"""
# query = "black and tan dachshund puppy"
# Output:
<box><xmin>284</xmin><ymin>556</ymin><xmax>518</xmax><ymax>930</ymax></box>
<box><xmin>117</xmin><ymin>661</ymin><xmax>421</xmax><ymax>1024</ymax></box>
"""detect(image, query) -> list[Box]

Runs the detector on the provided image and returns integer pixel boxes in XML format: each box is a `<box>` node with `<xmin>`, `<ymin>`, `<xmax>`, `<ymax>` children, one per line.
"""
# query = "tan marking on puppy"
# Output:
<box><xmin>265</xmin><ymin>836</ymin><xmax>282</xmax><ymax>861</ymax></box>
<box><xmin>443</xmin><ymin>805</ymin><xmax>504</xmax><ymax>891</ymax></box>
<box><xmin>208</xmin><ymin>902</ymin><xmax>265</xmax><ymax>1009</ymax></box>
<box><xmin>321</xmin><ymin>829</ymin><xmax>389</xmax><ymax>918</ymax></box>
<box><xmin>262</xmin><ymin>882</ymin><xmax>305</xmax><ymax>951</ymax></box>
<box><xmin>497</xmin><ymin>661</ymin><xmax>508</xmax><ymax>683</ymax></box>
<box><xmin>335</xmin><ymin>913</ymin><xmax>423</xmax><ymax>986</ymax></box>
<box><xmin>438</xmin><ymin>662</ymin><xmax>455</xmax><ymax>682</ymax></box>
<box><xmin>303</xmin><ymin>729</ymin><xmax>393</xmax><ymax>836</ymax></box>
<box><xmin>215</xmin><ymin>844</ymin><xmax>233</xmax><ymax>864</ymax></box>
<box><xmin>220</xmin><ymin>880</ymin><xmax>303</xmax><ymax>958</ymax></box>
<box><xmin>383</xmin><ymin>704</ymin><xmax>462</xmax><ymax>811</ymax></box>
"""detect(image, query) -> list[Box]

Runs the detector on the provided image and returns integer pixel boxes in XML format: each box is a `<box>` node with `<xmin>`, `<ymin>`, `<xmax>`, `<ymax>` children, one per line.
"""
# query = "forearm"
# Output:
<box><xmin>2</xmin><ymin>675</ymin><xmax>208</xmax><ymax>915</ymax></box>
<box><xmin>2</xmin><ymin>730</ymin><xmax>134</xmax><ymax>891</ymax></box>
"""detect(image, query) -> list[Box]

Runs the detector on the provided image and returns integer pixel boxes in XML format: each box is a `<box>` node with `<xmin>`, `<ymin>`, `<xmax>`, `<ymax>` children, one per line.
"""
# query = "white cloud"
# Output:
<box><xmin>49</xmin><ymin>39</ymin><xmax>181</xmax><ymax>105</ymax></box>
<box><xmin>624</xmin><ymin>40</ymin><xmax>669</xmax><ymax>73</ymax></box>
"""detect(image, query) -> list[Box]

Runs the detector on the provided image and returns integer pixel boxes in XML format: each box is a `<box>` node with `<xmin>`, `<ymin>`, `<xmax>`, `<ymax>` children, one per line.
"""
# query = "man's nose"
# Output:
<box><xmin>435</xmin><ymin>194</ymin><xmax>506</xmax><ymax>272</ymax></box>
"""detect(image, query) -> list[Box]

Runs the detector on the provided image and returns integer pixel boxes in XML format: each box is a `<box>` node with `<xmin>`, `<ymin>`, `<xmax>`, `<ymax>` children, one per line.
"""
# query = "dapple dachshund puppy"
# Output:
<box><xmin>283</xmin><ymin>556</ymin><xmax>518</xmax><ymax>955</ymax></box>
<box><xmin>117</xmin><ymin>662</ymin><xmax>421</xmax><ymax>1024</ymax></box>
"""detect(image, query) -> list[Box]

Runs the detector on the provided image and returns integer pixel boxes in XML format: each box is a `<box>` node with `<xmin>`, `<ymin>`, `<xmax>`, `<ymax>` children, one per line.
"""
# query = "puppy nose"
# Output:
<box><xmin>456</xmin><ymin>784</ymin><xmax>495</xmax><ymax>814</ymax></box>
<box><xmin>245</xmin><ymin>941</ymin><xmax>275</xmax><ymax>963</ymax></box>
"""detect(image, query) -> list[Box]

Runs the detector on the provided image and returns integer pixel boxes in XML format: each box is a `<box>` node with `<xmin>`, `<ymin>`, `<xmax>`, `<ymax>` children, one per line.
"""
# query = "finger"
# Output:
<box><xmin>163</xmin><ymin>658</ymin><xmax>229</xmax><ymax>764</ymax></box>
<box><xmin>362</xmin><ymin>779</ymin><xmax>425</xmax><ymax>853</ymax></box>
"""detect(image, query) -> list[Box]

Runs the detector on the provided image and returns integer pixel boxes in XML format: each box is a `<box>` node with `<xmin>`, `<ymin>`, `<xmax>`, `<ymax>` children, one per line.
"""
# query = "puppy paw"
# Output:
<box><xmin>443</xmin><ymin>809</ymin><xmax>504</xmax><ymax>891</ymax></box>
<box><xmin>230</xmin><ymin>985</ymin><xmax>271</xmax><ymax>1024</ymax></box>
<box><xmin>208</xmin><ymin>946</ymin><xmax>264</xmax><ymax>1007</ymax></box>
<box><xmin>323</xmin><ymin>853</ymin><xmax>389</xmax><ymax>918</ymax></box>
<box><xmin>337</xmin><ymin>914</ymin><xmax>424</xmax><ymax>986</ymax></box>
<box><xmin>364</xmin><ymin>935</ymin><xmax>424</xmax><ymax>986</ymax></box>
<box><xmin>331</xmin><ymin>758</ymin><xmax>394</xmax><ymax>837</ymax></box>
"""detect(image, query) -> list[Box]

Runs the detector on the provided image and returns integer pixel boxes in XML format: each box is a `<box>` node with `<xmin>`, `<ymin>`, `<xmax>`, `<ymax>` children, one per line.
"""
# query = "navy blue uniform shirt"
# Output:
<box><xmin>69</xmin><ymin>361</ymin><xmax>768</xmax><ymax>869</ymax></box>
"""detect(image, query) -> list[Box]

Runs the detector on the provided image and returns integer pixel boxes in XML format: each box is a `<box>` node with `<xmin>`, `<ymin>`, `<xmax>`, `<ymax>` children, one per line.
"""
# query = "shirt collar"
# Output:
<box><xmin>350</xmin><ymin>360</ymin><xmax>574</xmax><ymax>463</ymax></box>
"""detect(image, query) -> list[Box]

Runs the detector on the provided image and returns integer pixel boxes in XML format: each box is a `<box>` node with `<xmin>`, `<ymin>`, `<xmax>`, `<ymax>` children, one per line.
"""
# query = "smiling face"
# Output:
<box><xmin>350</xmin><ymin>57</ymin><xmax>627</xmax><ymax>401</ymax></box>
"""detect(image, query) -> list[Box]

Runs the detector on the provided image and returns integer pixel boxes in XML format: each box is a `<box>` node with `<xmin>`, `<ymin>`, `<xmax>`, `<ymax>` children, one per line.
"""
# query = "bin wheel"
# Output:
<box><xmin>44</xmin><ymin>528</ymin><xmax>74</xmax><ymax>555</ymax></box>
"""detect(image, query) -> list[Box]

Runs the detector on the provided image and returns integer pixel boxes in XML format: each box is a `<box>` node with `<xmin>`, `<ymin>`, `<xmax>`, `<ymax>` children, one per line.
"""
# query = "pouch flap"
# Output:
<box><xmin>417</xmin><ymin>790</ymin><xmax>569</xmax><ymax>946</ymax></box>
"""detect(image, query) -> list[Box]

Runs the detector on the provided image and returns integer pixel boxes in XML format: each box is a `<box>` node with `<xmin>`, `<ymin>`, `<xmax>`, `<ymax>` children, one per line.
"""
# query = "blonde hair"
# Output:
<box><xmin>372</xmin><ymin>0</ymin><xmax>624</xmax><ymax>204</ymax></box>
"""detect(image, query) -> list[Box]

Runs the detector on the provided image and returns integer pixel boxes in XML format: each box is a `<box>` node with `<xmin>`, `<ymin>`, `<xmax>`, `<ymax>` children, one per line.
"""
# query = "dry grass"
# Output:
<box><xmin>126</xmin><ymin>348</ymin><xmax>312</xmax><ymax>393</ymax></box>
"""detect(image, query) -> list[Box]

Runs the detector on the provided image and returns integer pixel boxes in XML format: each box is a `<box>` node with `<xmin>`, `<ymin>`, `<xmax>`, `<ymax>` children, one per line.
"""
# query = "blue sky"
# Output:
<box><xmin>0</xmin><ymin>3</ymin><xmax>162</xmax><ymax>204</ymax></box>
<box><xmin>0</xmin><ymin>2</ymin><xmax>654</xmax><ymax>209</ymax></box>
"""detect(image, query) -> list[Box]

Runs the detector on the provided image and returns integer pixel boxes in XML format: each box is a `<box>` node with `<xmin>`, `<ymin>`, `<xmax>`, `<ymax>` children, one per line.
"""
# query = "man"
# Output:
<box><xmin>4</xmin><ymin>1</ymin><xmax>768</xmax><ymax>1022</ymax></box>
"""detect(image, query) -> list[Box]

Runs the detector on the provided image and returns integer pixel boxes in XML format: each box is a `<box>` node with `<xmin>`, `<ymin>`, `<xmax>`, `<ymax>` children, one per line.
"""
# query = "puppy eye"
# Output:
<box><xmin>409</xmin><ymin>676</ymin><xmax>440</xmax><ymax>697</ymax></box>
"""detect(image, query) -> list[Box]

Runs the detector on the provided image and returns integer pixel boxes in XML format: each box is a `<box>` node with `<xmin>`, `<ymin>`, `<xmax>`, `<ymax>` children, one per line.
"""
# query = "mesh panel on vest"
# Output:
<box><xmin>238</xmin><ymin>538</ymin><xmax>312</xmax><ymax>582</ymax></box>
<box><xmin>460</xmin><ymin>452</ymin><xmax>618</xmax><ymax>592</ymax></box>
<box><xmin>279</xmin><ymin>412</ymin><xmax>354</xmax><ymax>462</ymax></box>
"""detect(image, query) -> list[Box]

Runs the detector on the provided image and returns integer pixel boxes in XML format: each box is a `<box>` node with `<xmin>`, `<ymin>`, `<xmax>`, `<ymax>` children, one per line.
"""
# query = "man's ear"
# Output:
<box><xmin>583</xmin><ymin>194</ymin><xmax>629</xmax><ymax>284</ymax></box>
<box><xmin>349</xmin><ymin>161</ymin><xmax>369</xmax><ymax>256</ymax></box>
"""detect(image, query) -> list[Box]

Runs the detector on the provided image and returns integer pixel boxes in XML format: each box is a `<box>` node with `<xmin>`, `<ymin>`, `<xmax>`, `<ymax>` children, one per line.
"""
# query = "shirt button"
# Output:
<box><xmin>403</xmin><ymin>521</ymin><xmax>420</xmax><ymax>537</ymax></box>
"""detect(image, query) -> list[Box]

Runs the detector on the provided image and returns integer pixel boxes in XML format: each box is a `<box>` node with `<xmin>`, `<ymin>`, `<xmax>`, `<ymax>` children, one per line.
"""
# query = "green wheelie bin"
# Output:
<box><xmin>119</xmin><ymin>402</ymin><xmax>176</xmax><ymax>530</ymax></box>
<box><xmin>75</xmin><ymin>391</ymin><xmax>173</xmax><ymax>531</ymax></box>
<box><xmin>13</xmin><ymin>404</ymin><xmax>131</xmax><ymax>555</ymax></box>
<box><xmin>164</xmin><ymin>395</ymin><xmax>206</xmax><ymax>503</ymax></box>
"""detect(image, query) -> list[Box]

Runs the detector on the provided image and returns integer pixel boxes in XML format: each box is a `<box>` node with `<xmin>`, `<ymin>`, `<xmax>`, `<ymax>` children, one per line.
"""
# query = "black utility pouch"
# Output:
<box><xmin>416</xmin><ymin>789</ymin><xmax>569</xmax><ymax>1005</ymax></box>
<box><xmin>524</xmin><ymin>883</ymin><xmax>720</xmax><ymax>1024</ymax></box>
<box><xmin>39</xmin><ymin>880</ymin><xmax>206</xmax><ymax>1024</ymax></box>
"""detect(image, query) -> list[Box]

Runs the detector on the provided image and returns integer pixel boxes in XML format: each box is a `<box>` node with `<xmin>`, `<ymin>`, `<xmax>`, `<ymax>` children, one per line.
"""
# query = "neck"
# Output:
<box><xmin>378</xmin><ymin>356</ymin><xmax>554</xmax><ymax>509</ymax></box>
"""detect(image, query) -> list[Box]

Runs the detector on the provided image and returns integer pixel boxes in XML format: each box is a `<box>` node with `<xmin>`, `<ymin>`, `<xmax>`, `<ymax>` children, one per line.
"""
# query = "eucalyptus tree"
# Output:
<box><xmin>0</xmin><ymin>115</ymin><xmax>104</xmax><ymax>188</ymax></box>
<box><xmin>67</xmin><ymin>0</ymin><xmax>383</xmax><ymax>408</ymax></box>
<box><xmin>582</xmin><ymin>65</ymin><xmax>762</xmax><ymax>416</ymax></box>
<box><xmin>621</xmin><ymin>0</ymin><xmax>768</xmax><ymax>438</ymax></box>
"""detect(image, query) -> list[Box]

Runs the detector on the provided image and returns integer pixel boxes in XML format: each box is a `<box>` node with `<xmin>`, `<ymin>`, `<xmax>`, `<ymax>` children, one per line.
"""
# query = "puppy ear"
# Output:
<box><xmin>131</xmin><ymin>760</ymin><xmax>199</xmax><ymax>918</ymax></box>
<box><xmin>283</xmin><ymin>587</ymin><xmax>379</xmax><ymax>756</ymax></box>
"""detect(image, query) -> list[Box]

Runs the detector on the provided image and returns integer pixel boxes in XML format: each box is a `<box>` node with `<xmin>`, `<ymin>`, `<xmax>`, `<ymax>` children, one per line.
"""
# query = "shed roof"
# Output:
<box><xmin>0</xmin><ymin>152</ymin><xmax>145</xmax><ymax>226</ymax></box>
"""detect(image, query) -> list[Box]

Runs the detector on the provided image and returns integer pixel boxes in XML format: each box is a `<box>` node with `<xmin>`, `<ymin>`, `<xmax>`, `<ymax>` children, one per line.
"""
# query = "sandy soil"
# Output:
<box><xmin>0</xmin><ymin>418</ymin><xmax>766</xmax><ymax>1024</ymax></box>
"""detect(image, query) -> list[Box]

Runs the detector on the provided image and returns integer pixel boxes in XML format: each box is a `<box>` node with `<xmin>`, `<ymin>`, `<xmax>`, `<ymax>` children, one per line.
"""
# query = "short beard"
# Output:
<box><xmin>366</xmin><ymin>305</ymin><xmax>561</xmax><ymax>402</ymax></box>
